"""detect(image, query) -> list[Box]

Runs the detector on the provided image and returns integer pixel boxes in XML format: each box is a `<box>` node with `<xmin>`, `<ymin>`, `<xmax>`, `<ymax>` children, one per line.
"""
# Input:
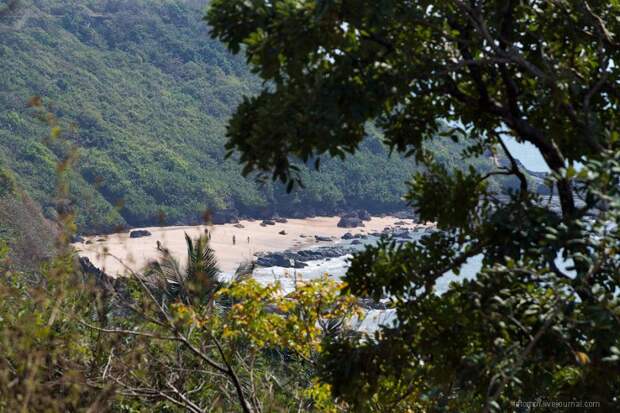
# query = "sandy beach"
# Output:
<box><xmin>75</xmin><ymin>216</ymin><xmax>425</xmax><ymax>276</ymax></box>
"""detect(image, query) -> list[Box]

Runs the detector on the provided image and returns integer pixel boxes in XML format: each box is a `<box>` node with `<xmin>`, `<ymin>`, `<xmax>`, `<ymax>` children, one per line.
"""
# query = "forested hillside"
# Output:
<box><xmin>0</xmin><ymin>0</ymin><xmax>486</xmax><ymax>232</ymax></box>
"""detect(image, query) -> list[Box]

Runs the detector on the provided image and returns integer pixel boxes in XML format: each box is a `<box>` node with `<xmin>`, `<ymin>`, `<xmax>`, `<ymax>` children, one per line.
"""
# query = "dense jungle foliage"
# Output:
<box><xmin>0</xmin><ymin>0</ymin><xmax>484</xmax><ymax>233</ymax></box>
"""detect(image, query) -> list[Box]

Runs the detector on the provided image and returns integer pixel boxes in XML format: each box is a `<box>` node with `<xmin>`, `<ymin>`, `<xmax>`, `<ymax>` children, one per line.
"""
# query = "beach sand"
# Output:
<box><xmin>75</xmin><ymin>216</ymin><xmax>424</xmax><ymax>276</ymax></box>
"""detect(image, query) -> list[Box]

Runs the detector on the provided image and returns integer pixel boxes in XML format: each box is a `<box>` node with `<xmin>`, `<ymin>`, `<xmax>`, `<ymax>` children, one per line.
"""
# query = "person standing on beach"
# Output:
<box><xmin>232</xmin><ymin>235</ymin><xmax>236</xmax><ymax>245</ymax></box>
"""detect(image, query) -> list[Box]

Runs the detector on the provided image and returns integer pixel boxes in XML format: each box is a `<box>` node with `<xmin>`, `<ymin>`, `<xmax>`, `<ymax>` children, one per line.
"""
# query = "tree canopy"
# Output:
<box><xmin>207</xmin><ymin>0</ymin><xmax>620</xmax><ymax>410</ymax></box>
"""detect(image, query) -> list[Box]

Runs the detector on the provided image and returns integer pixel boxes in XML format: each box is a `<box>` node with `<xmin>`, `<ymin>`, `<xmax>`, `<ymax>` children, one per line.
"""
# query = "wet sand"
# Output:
<box><xmin>75</xmin><ymin>216</ymin><xmax>425</xmax><ymax>276</ymax></box>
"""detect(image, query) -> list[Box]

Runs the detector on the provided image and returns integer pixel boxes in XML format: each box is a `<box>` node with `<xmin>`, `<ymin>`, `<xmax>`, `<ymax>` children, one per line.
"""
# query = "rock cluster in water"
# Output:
<box><xmin>255</xmin><ymin>246</ymin><xmax>351</xmax><ymax>269</ymax></box>
<box><xmin>256</xmin><ymin>225</ymin><xmax>427</xmax><ymax>269</ymax></box>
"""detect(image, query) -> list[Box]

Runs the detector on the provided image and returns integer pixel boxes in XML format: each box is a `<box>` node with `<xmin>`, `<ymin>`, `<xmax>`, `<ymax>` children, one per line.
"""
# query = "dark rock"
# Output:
<box><xmin>394</xmin><ymin>220</ymin><xmax>408</xmax><ymax>226</ymax></box>
<box><xmin>71</xmin><ymin>235</ymin><xmax>85</xmax><ymax>243</ymax></box>
<box><xmin>97</xmin><ymin>238</ymin><xmax>106</xmax><ymax>242</ymax></box>
<box><xmin>351</xmin><ymin>239</ymin><xmax>362</xmax><ymax>245</ymax></box>
<box><xmin>337</xmin><ymin>216</ymin><xmax>365</xmax><ymax>228</ymax></box>
<box><xmin>233</xmin><ymin>223</ymin><xmax>245</xmax><ymax>229</ymax></box>
<box><xmin>129</xmin><ymin>230</ymin><xmax>151</xmax><ymax>238</ymax></box>
<box><xmin>85</xmin><ymin>240</ymin><xmax>93</xmax><ymax>245</ymax></box>
<box><xmin>256</xmin><ymin>244</ymin><xmax>356</xmax><ymax>269</ymax></box>
<box><xmin>274</xmin><ymin>217</ymin><xmax>288</xmax><ymax>223</ymax></box>
<box><xmin>256</xmin><ymin>253</ymin><xmax>307</xmax><ymax>268</ymax></box>
<box><xmin>279</xmin><ymin>230</ymin><xmax>287</xmax><ymax>235</ymax></box>
<box><xmin>256</xmin><ymin>253</ymin><xmax>290</xmax><ymax>267</ymax></box>
<box><xmin>341</xmin><ymin>232</ymin><xmax>354</xmax><ymax>240</ymax></box>
<box><xmin>357</xmin><ymin>209</ymin><xmax>372</xmax><ymax>221</ymax></box>
<box><xmin>314</xmin><ymin>235</ymin><xmax>332</xmax><ymax>242</ymax></box>
<box><xmin>261</xmin><ymin>219</ymin><xmax>276</xmax><ymax>226</ymax></box>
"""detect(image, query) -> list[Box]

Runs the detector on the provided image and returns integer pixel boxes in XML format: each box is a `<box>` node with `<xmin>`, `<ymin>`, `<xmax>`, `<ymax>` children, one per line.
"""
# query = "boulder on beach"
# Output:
<box><xmin>274</xmin><ymin>217</ymin><xmax>288</xmax><ymax>223</ymax></box>
<box><xmin>315</xmin><ymin>235</ymin><xmax>332</xmax><ymax>242</ymax></box>
<box><xmin>357</xmin><ymin>209</ymin><xmax>372</xmax><ymax>221</ymax></box>
<box><xmin>279</xmin><ymin>230</ymin><xmax>287</xmax><ymax>235</ymax></box>
<box><xmin>129</xmin><ymin>230</ymin><xmax>151</xmax><ymax>238</ymax></box>
<box><xmin>338</xmin><ymin>216</ymin><xmax>365</xmax><ymax>228</ymax></box>
<box><xmin>233</xmin><ymin>223</ymin><xmax>245</xmax><ymax>229</ymax></box>
<box><xmin>261</xmin><ymin>219</ymin><xmax>276</xmax><ymax>226</ymax></box>
<box><xmin>256</xmin><ymin>253</ymin><xmax>290</xmax><ymax>267</ymax></box>
<box><xmin>341</xmin><ymin>232</ymin><xmax>354</xmax><ymax>240</ymax></box>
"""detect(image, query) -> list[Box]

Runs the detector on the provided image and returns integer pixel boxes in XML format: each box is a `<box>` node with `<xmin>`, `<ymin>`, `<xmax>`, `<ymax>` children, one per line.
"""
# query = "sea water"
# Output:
<box><xmin>240</xmin><ymin>233</ymin><xmax>484</xmax><ymax>333</ymax></box>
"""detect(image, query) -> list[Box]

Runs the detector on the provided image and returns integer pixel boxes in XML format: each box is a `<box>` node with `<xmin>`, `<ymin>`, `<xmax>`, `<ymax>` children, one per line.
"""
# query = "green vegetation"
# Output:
<box><xmin>0</xmin><ymin>0</ymin><xmax>477</xmax><ymax>233</ymax></box>
<box><xmin>207</xmin><ymin>0</ymin><xmax>620</xmax><ymax>410</ymax></box>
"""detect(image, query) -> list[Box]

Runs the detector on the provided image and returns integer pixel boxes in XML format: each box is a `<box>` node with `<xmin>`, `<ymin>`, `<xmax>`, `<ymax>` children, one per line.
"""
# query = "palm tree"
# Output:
<box><xmin>146</xmin><ymin>232</ymin><xmax>220</xmax><ymax>307</ymax></box>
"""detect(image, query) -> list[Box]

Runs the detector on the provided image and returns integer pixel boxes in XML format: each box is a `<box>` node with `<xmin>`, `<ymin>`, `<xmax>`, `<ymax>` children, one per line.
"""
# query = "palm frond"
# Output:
<box><xmin>145</xmin><ymin>233</ymin><xmax>220</xmax><ymax>306</ymax></box>
<box><xmin>185</xmin><ymin>233</ymin><xmax>220</xmax><ymax>303</ymax></box>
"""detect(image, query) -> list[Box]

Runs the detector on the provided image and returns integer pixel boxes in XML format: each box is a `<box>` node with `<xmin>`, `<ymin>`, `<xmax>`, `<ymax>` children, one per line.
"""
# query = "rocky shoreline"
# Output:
<box><xmin>254</xmin><ymin>224</ymin><xmax>432</xmax><ymax>269</ymax></box>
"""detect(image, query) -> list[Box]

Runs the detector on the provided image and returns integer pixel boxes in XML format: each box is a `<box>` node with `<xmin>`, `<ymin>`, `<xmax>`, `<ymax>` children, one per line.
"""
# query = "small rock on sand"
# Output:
<box><xmin>130</xmin><ymin>230</ymin><xmax>152</xmax><ymax>238</ymax></box>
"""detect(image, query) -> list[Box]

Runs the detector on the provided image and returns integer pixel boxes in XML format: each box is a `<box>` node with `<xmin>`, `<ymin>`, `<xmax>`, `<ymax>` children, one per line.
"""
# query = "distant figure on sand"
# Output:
<box><xmin>232</xmin><ymin>235</ymin><xmax>236</xmax><ymax>245</ymax></box>
<box><xmin>247</xmin><ymin>236</ymin><xmax>250</xmax><ymax>244</ymax></box>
